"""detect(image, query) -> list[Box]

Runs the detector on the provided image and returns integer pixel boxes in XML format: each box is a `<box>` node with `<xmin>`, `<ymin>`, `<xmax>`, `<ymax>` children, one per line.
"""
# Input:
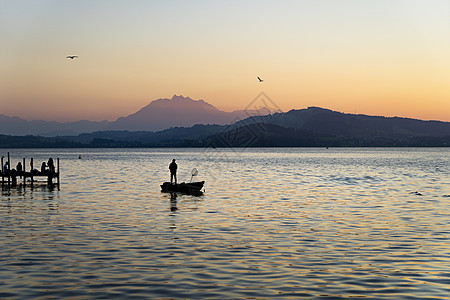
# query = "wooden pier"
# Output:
<box><xmin>1</xmin><ymin>152</ymin><xmax>60</xmax><ymax>189</ymax></box>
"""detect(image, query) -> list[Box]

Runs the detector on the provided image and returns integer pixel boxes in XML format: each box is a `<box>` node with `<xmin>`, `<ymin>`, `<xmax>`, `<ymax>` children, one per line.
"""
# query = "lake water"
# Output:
<box><xmin>1</xmin><ymin>148</ymin><xmax>449</xmax><ymax>299</ymax></box>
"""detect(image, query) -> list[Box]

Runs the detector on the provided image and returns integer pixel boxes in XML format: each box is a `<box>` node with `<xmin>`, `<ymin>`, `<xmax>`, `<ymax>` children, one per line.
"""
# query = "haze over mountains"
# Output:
<box><xmin>1</xmin><ymin>95</ymin><xmax>450</xmax><ymax>147</ymax></box>
<box><xmin>0</xmin><ymin>95</ymin><xmax>275</xmax><ymax>136</ymax></box>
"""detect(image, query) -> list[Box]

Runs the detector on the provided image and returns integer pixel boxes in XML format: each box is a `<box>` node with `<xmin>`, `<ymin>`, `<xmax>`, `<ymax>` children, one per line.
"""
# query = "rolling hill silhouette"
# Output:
<box><xmin>233</xmin><ymin>107</ymin><xmax>450</xmax><ymax>138</ymax></box>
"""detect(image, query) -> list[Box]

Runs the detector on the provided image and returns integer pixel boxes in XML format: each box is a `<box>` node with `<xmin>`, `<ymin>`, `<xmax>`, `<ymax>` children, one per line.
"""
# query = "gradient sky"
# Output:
<box><xmin>1</xmin><ymin>0</ymin><xmax>449</xmax><ymax>122</ymax></box>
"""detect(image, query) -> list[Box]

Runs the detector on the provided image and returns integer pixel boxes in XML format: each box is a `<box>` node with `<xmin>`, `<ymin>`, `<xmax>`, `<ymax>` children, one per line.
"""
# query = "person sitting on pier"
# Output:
<box><xmin>16</xmin><ymin>162</ymin><xmax>22</xmax><ymax>173</ymax></box>
<box><xmin>3</xmin><ymin>162</ymin><xmax>9</xmax><ymax>173</ymax></box>
<box><xmin>47</xmin><ymin>158</ymin><xmax>55</xmax><ymax>174</ymax></box>
<box><xmin>16</xmin><ymin>162</ymin><xmax>23</xmax><ymax>178</ymax></box>
<box><xmin>169</xmin><ymin>159</ymin><xmax>177</xmax><ymax>184</ymax></box>
<box><xmin>41</xmin><ymin>162</ymin><xmax>47</xmax><ymax>174</ymax></box>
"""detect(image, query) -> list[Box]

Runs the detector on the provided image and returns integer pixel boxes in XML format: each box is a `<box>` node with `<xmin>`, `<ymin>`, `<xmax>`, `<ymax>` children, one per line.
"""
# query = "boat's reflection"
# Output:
<box><xmin>166</xmin><ymin>192</ymin><xmax>204</xmax><ymax>212</ymax></box>
<box><xmin>170</xmin><ymin>192</ymin><xmax>178</xmax><ymax>211</ymax></box>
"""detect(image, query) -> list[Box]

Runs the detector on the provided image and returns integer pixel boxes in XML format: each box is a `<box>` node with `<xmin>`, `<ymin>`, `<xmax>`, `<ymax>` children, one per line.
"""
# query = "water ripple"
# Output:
<box><xmin>1</xmin><ymin>148</ymin><xmax>449</xmax><ymax>299</ymax></box>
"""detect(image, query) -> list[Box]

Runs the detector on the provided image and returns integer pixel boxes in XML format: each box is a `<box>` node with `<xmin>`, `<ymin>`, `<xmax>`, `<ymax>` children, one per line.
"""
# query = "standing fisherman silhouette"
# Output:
<box><xmin>169</xmin><ymin>159</ymin><xmax>177</xmax><ymax>184</ymax></box>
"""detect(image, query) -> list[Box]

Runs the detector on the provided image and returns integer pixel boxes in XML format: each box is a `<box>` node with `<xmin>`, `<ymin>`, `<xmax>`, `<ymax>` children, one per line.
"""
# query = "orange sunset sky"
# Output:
<box><xmin>1</xmin><ymin>0</ymin><xmax>449</xmax><ymax>122</ymax></box>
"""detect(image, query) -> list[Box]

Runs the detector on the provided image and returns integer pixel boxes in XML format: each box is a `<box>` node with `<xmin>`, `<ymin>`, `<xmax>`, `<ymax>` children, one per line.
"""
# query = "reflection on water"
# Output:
<box><xmin>0</xmin><ymin>148</ymin><xmax>449</xmax><ymax>299</ymax></box>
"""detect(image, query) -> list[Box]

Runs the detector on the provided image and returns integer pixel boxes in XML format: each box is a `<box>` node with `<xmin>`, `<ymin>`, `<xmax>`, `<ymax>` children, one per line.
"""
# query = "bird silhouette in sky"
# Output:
<box><xmin>257</xmin><ymin>76</ymin><xmax>263</xmax><ymax>82</ymax></box>
<box><xmin>66</xmin><ymin>55</ymin><xmax>78</xmax><ymax>59</ymax></box>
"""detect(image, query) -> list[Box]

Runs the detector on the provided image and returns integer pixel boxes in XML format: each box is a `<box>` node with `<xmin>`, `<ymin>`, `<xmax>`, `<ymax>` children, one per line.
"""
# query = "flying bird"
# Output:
<box><xmin>257</xmin><ymin>76</ymin><xmax>263</xmax><ymax>82</ymax></box>
<box><xmin>66</xmin><ymin>55</ymin><xmax>78</xmax><ymax>59</ymax></box>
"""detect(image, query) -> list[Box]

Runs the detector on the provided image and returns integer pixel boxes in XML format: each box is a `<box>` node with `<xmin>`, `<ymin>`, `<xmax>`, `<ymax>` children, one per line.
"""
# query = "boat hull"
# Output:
<box><xmin>161</xmin><ymin>181</ymin><xmax>204</xmax><ymax>196</ymax></box>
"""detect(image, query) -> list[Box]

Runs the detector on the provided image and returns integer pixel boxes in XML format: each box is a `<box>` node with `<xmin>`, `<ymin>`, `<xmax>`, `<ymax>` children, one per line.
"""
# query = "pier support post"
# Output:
<box><xmin>23</xmin><ymin>158</ymin><xmax>26</xmax><ymax>186</ymax></box>
<box><xmin>1</xmin><ymin>156</ymin><xmax>3</xmax><ymax>187</ymax></box>
<box><xmin>30</xmin><ymin>158</ymin><xmax>34</xmax><ymax>188</ymax></box>
<box><xmin>7</xmin><ymin>152</ymin><xmax>10</xmax><ymax>188</ymax></box>
<box><xmin>57</xmin><ymin>158</ymin><xmax>60</xmax><ymax>190</ymax></box>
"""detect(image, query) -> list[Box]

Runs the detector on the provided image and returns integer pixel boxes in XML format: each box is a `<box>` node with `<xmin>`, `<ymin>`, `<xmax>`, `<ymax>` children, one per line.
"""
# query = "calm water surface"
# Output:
<box><xmin>1</xmin><ymin>148</ymin><xmax>449</xmax><ymax>299</ymax></box>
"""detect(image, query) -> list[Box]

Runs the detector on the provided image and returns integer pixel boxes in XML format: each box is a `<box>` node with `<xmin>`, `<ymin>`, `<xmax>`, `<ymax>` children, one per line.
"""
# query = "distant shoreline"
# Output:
<box><xmin>0</xmin><ymin>136</ymin><xmax>448</xmax><ymax>149</ymax></box>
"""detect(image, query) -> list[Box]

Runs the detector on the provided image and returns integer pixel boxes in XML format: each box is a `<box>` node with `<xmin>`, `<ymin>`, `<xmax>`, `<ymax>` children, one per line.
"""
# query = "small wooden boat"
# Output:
<box><xmin>161</xmin><ymin>181</ymin><xmax>205</xmax><ymax>196</ymax></box>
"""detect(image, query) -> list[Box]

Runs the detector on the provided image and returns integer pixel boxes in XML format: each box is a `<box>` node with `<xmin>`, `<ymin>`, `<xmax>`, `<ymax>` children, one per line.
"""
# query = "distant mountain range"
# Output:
<box><xmin>112</xmin><ymin>95</ymin><xmax>278</xmax><ymax>132</ymax></box>
<box><xmin>1</xmin><ymin>105</ymin><xmax>449</xmax><ymax>147</ymax></box>
<box><xmin>0</xmin><ymin>95</ymin><xmax>276</xmax><ymax>136</ymax></box>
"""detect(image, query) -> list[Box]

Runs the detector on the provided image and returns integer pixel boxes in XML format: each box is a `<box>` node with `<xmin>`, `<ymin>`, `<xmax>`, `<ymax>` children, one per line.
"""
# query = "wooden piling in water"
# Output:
<box><xmin>7</xmin><ymin>152</ymin><xmax>10</xmax><ymax>188</ymax></box>
<box><xmin>57</xmin><ymin>158</ymin><xmax>60</xmax><ymax>188</ymax></box>
<box><xmin>1</xmin><ymin>156</ymin><xmax>3</xmax><ymax>188</ymax></box>
<box><xmin>30</xmin><ymin>157</ymin><xmax>34</xmax><ymax>188</ymax></box>
<box><xmin>23</xmin><ymin>158</ymin><xmax>26</xmax><ymax>186</ymax></box>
